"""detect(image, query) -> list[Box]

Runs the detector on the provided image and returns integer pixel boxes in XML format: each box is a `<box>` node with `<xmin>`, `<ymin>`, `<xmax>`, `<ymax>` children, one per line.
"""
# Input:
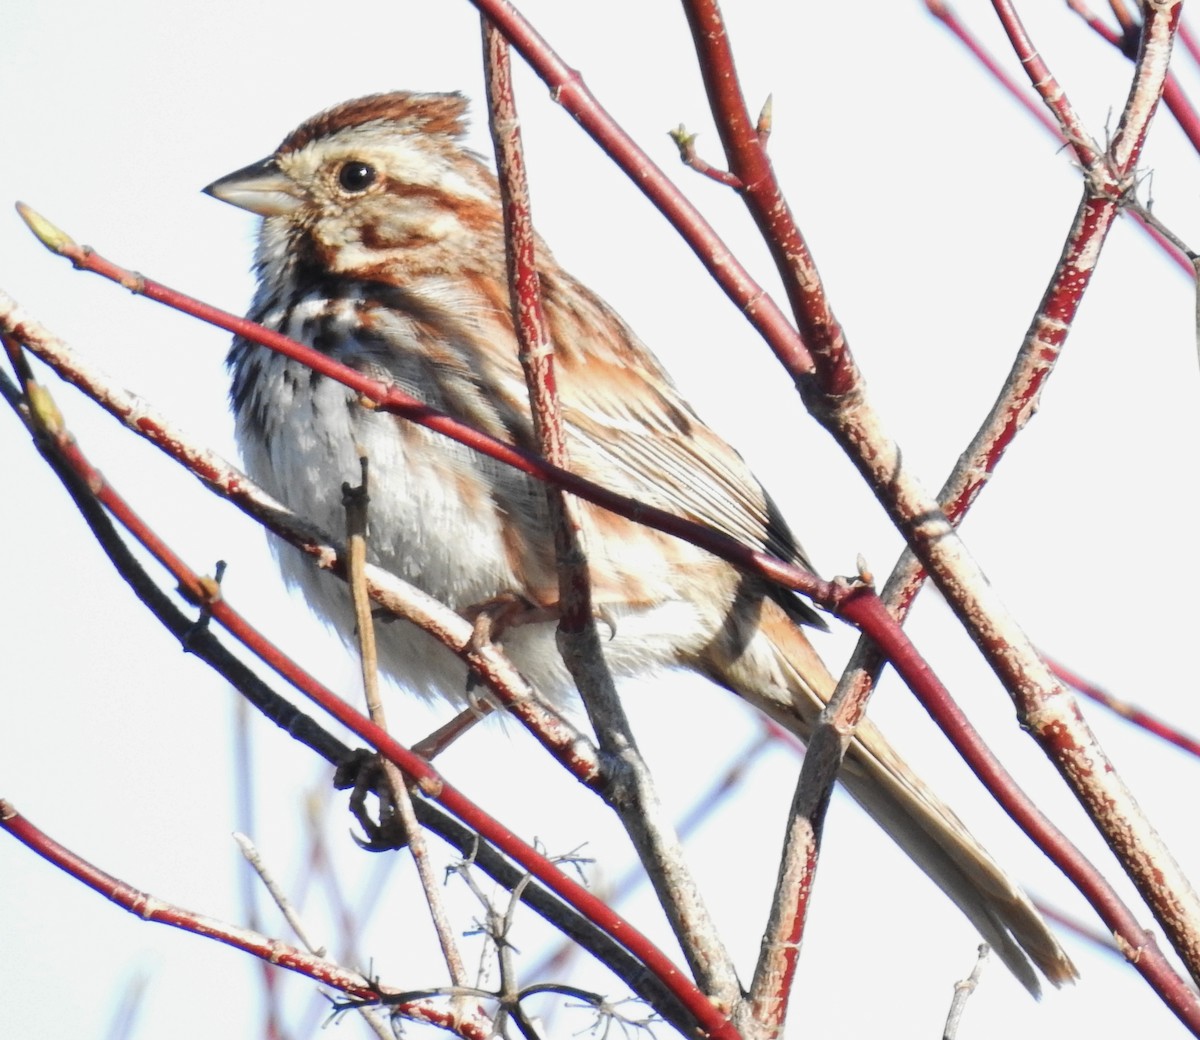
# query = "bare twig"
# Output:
<box><xmin>9</xmin><ymin>219</ymin><xmax>1000</xmax><ymax>774</ymax></box>
<box><xmin>483</xmin><ymin>19</ymin><xmax>739</xmax><ymax>1010</ymax></box>
<box><xmin>1</xmin><ymin>280</ymin><xmax>602</xmax><ymax>786</ymax></box>
<box><xmin>0</xmin><ymin>801</ymin><xmax>376</xmax><ymax>1000</ymax></box>
<box><xmin>343</xmin><ymin>455</ymin><xmax>470</xmax><ymax>993</ymax></box>
<box><xmin>527</xmin><ymin>727</ymin><xmax>776</xmax><ymax>986</ymax></box>
<box><xmin>992</xmin><ymin>0</ymin><xmax>1102</xmax><ymax>164</ymax></box>
<box><xmin>931</xmin><ymin>1</ymin><xmax>1192</xmax><ymax>274</ymax></box>
<box><xmin>0</xmin><ymin>345</ymin><xmax>719</xmax><ymax>1039</ymax></box>
<box><xmin>1</xmin><ymin>796</ymin><xmax>500</xmax><ymax>1039</ymax></box>
<box><xmin>1048</xmin><ymin>656</ymin><xmax>1200</xmax><ymax>759</ymax></box>
<box><xmin>1035</xmin><ymin>901</ymin><xmax>1122</xmax><ymax>956</ymax></box>
<box><xmin>1067</xmin><ymin>0</ymin><xmax>1200</xmax><ymax>152</ymax></box>
<box><xmin>234</xmin><ymin>832</ymin><xmax>329</xmax><ymax>958</ymax></box>
<box><xmin>926</xmin><ymin>1</ymin><xmax>1063</xmax><ymax>138</ymax></box>
<box><xmin>676</xmin><ymin>0</ymin><xmax>1200</xmax><ymax>1014</ymax></box>
<box><xmin>1179</xmin><ymin>15</ymin><xmax>1200</xmax><ymax>68</ymax></box>
<box><xmin>234</xmin><ymin>832</ymin><xmax>396</xmax><ymax>1040</ymax></box>
<box><xmin>667</xmin><ymin>125</ymin><xmax>744</xmax><ymax>188</ymax></box>
<box><xmin>230</xmin><ymin>700</ymin><xmax>286</xmax><ymax>1036</ymax></box>
<box><xmin>1123</xmin><ymin>194</ymin><xmax>1196</xmax><ymax>256</ymax></box>
<box><xmin>943</xmin><ymin>945</ymin><xmax>990</xmax><ymax>1040</ymax></box>
<box><xmin>344</xmin><ymin>458</ymin><xmax>386</xmax><ymax>729</ymax></box>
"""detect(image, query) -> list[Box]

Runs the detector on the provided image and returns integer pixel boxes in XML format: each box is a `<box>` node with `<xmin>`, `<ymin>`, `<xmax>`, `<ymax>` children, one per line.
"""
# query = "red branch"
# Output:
<box><xmin>926</xmin><ymin>1</ymin><xmax>1063</xmax><ymax>138</ymax></box>
<box><xmin>483</xmin><ymin>25</ymin><xmax>566</xmax><ymax>471</ymax></box>
<box><xmin>838</xmin><ymin>595</ymin><xmax>1198</xmax><ymax>1018</ymax></box>
<box><xmin>1068</xmin><ymin>0</ymin><xmax>1200</xmax><ymax>155</ymax></box>
<box><xmin>12</xmin><ymin>221</ymin><xmax>1016</xmax><ymax>759</ymax></box>
<box><xmin>931</xmin><ymin>1</ymin><xmax>1192</xmax><ymax>274</ymax></box>
<box><xmin>992</xmin><ymin>0</ymin><xmax>1102</xmax><ymax>165</ymax></box>
<box><xmin>0</xmin><ymin>800</ymin><xmax>496</xmax><ymax>1038</ymax></box>
<box><xmin>1048</xmin><ymin>657</ymin><xmax>1200</xmax><ymax>759</ymax></box>
<box><xmin>51</xmin><ymin>429</ymin><xmax>601</xmax><ymax>786</ymax></box>
<box><xmin>1179</xmin><ymin>14</ymin><xmax>1200</xmax><ymax>66</ymax></box>
<box><xmin>467</xmin><ymin>0</ymin><xmax>814</xmax><ymax>378</ymax></box>
<box><xmin>0</xmin><ymin>305</ymin><xmax>739</xmax><ymax>1040</ymax></box>
<box><xmin>674</xmin><ymin>0</ymin><xmax>1200</xmax><ymax>1027</ymax></box>
<box><xmin>9</xmin><ymin>2</ymin><xmax>1198</xmax><ymax>1025</ymax></box>
<box><xmin>13</xmin><ymin>214</ymin><xmax>830</xmax><ymax>610</ymax></box>
<box><xmin>680</xmin><ymin>0</ymin><xmax>858</xmax><ymax>402</ymax></box>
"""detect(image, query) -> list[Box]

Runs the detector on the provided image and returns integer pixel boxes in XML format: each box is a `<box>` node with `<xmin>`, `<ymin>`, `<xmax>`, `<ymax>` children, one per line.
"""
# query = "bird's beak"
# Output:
<box><xmin>202</xmin><ymin>157</ymin><xmax>302</xmax><ymax>217</ymax></box>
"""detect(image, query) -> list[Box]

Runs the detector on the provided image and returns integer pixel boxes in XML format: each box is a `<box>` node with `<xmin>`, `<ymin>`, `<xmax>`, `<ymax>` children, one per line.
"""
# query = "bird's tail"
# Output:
<box><xmin>697</xmin><ymin>597</ymin><xmax>1078</xmax><ymax>995</ymax></box>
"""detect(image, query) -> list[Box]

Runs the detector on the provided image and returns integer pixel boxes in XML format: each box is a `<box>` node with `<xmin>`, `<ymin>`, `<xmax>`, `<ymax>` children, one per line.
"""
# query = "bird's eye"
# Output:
<box><xmin>337</xmin><ymin>161</ymin><xmax>377</xmax><ymax>193</ymax></box>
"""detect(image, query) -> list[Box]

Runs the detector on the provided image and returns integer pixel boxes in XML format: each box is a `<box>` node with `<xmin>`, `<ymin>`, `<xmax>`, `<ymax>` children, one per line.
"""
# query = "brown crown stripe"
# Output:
<box><xmin>278</xmin><ymin>92</ymin><xmax>470</xmax><ymax>154</ymax></box>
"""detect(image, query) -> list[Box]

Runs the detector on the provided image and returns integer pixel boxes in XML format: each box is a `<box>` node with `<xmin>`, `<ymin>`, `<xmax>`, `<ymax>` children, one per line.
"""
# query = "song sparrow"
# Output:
<box><xmin>204</xmin><ymin>92</ymin><xmax>1075</xmax><ymax>993</ymax></box>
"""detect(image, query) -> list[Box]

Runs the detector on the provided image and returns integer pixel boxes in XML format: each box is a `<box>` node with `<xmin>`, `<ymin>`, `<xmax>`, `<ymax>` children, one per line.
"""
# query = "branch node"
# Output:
<box><xmin>181</xmin><ymin>559</ymin><xmax>226</xmax><ymax>649</ymax></box>
<box><xmin>121</xmin><ymin>270</ymin><xmax>147</xmax><ymax>295</ymax></box>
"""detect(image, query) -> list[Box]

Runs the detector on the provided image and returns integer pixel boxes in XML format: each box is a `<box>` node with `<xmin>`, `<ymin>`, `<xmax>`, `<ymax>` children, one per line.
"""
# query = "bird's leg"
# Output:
<box><xmin>411</xmin><ymin>702</ymin><xmax>494</xmax><ymax>758</ymax></box>
<box><xmin>461</xmin><ymin>591</ymin><xmax>557</xmax><ymax>647</ymax></box>
<box><xmin>460</xmin><ymin>591</ymin><xmax>556</xmax><ymax>698</ymax></box>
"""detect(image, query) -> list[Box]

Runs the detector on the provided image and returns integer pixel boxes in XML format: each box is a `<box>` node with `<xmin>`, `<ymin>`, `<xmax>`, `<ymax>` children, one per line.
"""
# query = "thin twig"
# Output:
<box><xmin>343</xmin><ymin>454</ymin><xmax>470</xmax><ymax>992</ymax></box>
<box><xmin>1035</xmin><ymin>900</ymin><xmax>1122</xmax><ymax>956</ymax></box>
<box><xmin>527</xmin><ymin>729</ymin><xmax>775</xmax><ymax>1013</ymax></box>
<box><xmin>0</xmin><ymin>356</ymin><xmax>709</xmax><ymax>1039</ymax></box>
<box><xmin>1123</xmin><ymin>185</ymin><xmax>1197</xmax><ymax>257</ymax></box>
<box><xmin>926</xmin><ymin>1</ymin><xmax>1063</xmax><ymax>139</ymax></box>
<box><xmin>1</xmin><ymin>802</ymin><xmax>372</xmax><ymax>998</ymax></box>
<box><xmin>943</xmin><ymin>945</ymin><xmax>990</xmax><ymax>1040</ymax></box>
<box><xmin>1</xmin><ymin>282</ymin><xmax>602</xmax><ymax>784</ymax></box>
<box><xmin>1047</xmin><ymin>656</ymin><xmax>1200</xmax><ymax>759</ymax></box>
<box><xmin>1068</xmin><ymin>0</ymin><xmax>1200</xmax><ymax>153</ymax></box>
<box><xmin>230</xmin><ymin>700</ymin><xmax>287</xmax><ymax>1036</ymax></box>
<box><xmin>234</xmin><ymin>833</ymin><xmax>398</xmax><ymax>1040</ymax></box>
<box><xmin>931</xmin><ymin>1</ymin><xmax>1192</xmax><ymax>274</ymax></box>
<box><xmin>483</xmin><ymin>19</ymin><xmax>739</xmax><ymax>1010</ymax></box>
<box><xmin>680</xmin><ymin>0</ymin><xmax>1200</xmax><ymax>1015</ymax></box>
<box><xmin>0</xmin><ymin>801</ymin><xmax>497</xmax><ymax>1039</ymax></box>
<box><xmin>345</xmin><ymin>457</ymin><xmax>386</xmax><ymax>728</ymax></box>
<box><xmin>235</xmin><ymin>832</ymin><xmax>329</xmax><ymax>958</ymax></box>
<box><xmin>667</xmin><ymin>125</ymin><xmax>744</xmax><ymax>188</ymax></box>
<box><xmin>992</xmin><ymin>0</ymin><xmax>1102</xmax><ymax>164</ymax></box>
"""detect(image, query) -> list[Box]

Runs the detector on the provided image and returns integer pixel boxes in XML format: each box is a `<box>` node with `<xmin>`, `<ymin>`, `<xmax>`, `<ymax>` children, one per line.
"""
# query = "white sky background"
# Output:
<box><xmin>4</xmin><ymin>2</ymin><xmax>1200</xmax><ymax>1037</ymax></box>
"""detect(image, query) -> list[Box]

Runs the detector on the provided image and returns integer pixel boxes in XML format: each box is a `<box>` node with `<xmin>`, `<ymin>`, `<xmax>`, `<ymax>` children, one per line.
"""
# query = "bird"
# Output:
<box><xmin>203</xmin><ymin>90</ymin><xmax>1076</xmax><ymax>995</ymax></box>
